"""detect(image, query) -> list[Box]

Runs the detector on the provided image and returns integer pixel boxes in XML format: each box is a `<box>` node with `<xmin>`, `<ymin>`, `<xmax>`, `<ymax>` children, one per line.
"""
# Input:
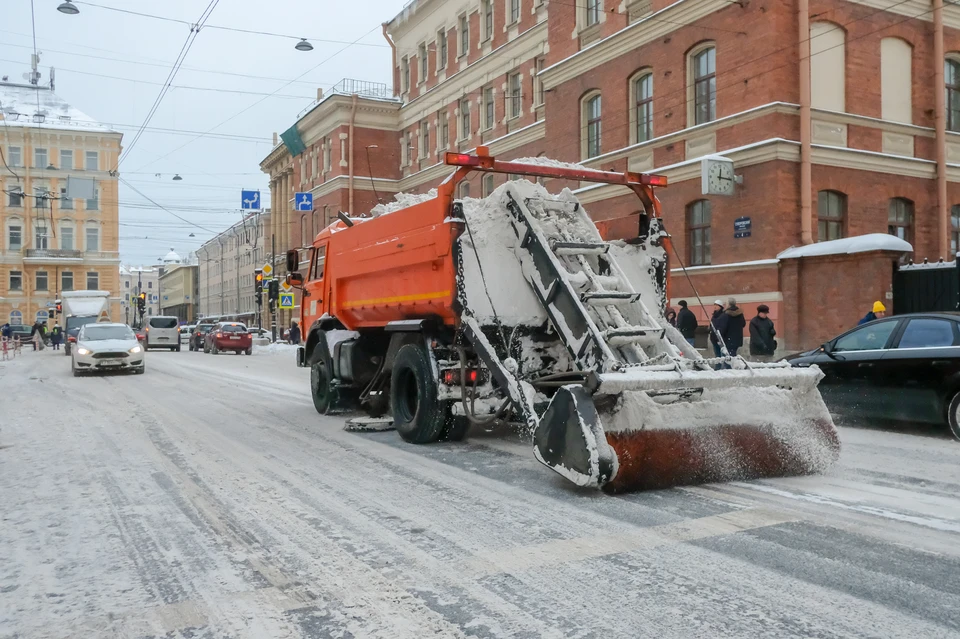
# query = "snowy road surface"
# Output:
<box><xmin>2</xmin><ymin>348</ymin><xmax>960</xmax><ymax>638</ymax></box>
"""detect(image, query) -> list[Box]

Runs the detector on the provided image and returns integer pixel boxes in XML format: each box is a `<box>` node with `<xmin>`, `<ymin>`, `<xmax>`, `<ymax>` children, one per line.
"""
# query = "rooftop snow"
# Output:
<box><xmin>0</xmin><ymin>82</ymin><xmax>117</xmax><ymax>133</ymax></box>
<box><xmin>777</xmin><ymin>234</ymin><xmax>913</xmax><ymax>259</ymax></box>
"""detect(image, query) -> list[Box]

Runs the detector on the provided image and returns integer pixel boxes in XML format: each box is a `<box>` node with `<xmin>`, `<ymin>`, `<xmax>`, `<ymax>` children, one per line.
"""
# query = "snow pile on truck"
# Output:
<box><xmin>295</xmin><ymin>149</ymin><xmax>839</xmax><ymax>493</ymax></box>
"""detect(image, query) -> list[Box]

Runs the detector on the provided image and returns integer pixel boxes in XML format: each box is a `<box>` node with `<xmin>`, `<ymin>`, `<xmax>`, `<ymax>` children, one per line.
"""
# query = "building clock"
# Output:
<box><xmin>700</xmin><ymin>156</ymin><xmax>737</xmax><ymax>196</ymax></box>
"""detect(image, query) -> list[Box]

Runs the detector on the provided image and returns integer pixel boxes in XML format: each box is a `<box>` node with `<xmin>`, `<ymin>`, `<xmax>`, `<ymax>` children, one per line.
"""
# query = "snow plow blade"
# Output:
<box><xmin>533</xmin><ymin>368</ymin><xmax>840</xmax><ymax>492</ymax></box>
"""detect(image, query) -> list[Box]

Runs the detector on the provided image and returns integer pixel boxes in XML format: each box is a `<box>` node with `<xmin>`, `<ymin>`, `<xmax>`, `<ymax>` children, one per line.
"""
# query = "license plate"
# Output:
<box><xmin>230</xmin><ymin>336</ymin><xmax>240</xmax><ymax>340</ymax></box>
<box><xmin>157</xmin><ymin>337</ymin><xmax>169</xmax><ymax>341</ymax></box>
<box><xmin>101</xmin><ymin>360</ymin><xmax>122</xmax><ymax>366</ymax></box>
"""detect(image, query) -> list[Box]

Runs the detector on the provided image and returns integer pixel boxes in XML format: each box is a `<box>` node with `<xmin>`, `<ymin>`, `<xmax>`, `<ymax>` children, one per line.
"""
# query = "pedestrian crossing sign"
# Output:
<box><xmin>279</xmin><ymin>293</ymin><xmax>295</xmax><ymax>309</ymax></box>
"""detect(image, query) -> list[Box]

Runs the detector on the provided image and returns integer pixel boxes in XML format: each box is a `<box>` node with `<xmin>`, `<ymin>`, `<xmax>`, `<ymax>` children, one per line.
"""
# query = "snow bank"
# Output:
<box><xmin>253</xmin><ymin>342</ymin><xmax>300</xmax><ymax>356</ymax></box>
<box><xmin>777</xmin><ymin>233</ymin><xmax>912</xmax><ymax>259</ymax></box>
<box><xmin>370</xmin><ymin>189</ymin><xmax>437</xmax><ymax>216</ymax></box>
<box><xmin>511</xmin><ymin>157</ymin><xmax>587</xmax><ymax>170</ymax></box>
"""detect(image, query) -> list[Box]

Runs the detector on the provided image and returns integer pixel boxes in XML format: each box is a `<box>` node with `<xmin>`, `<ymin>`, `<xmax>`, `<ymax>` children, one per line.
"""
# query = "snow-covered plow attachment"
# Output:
<box><xmin>533</xmin><ymin>367</ymin><xmax>840</xmax><ymax>492</ymax></box>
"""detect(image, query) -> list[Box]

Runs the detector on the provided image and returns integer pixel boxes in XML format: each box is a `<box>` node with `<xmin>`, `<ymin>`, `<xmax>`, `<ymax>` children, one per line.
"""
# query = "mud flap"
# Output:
<box><xmin>533</xmin><ymin>385</ymin><xmax>618</xmax><ymax>488</ymax></box>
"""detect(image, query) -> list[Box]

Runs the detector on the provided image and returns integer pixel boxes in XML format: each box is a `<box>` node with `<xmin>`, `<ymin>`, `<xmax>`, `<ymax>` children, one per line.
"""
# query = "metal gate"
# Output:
<box><xmin>893</xmin><ymin>258</ymin><xmax>960</xmax><ymax>314</ymax></box>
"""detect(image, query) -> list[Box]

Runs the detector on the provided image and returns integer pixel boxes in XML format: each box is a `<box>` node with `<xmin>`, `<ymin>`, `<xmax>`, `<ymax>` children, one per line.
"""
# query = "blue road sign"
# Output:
<box><xmin>241</xmin><ymin>190</ymin><xmax>261</xmax><ymax>210</ymax></box>
<box><xmin>279</xmin><ymin>293</ymin><xmax>295</xmax><ymax>309</ymax></box>
<box><xmin>295</xmin><ymin>192</ymin><xmax>313</xmax><ymax>211</ymax></box>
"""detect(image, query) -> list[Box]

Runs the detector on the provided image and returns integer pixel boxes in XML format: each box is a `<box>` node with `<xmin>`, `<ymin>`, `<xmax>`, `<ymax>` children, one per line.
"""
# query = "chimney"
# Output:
<box><xmin>317</xmin><ymin>87</ymin><xmax>324</xmax><ymax>101</ymax></box>
<box><xmin>273</xmin><ymin>132</ymin><xmax>278</xmax><ymax>145</ymax></box>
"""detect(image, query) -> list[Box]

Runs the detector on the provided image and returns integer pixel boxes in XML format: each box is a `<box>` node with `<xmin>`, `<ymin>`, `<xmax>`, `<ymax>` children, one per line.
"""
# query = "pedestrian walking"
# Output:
<box><xmin>51</xmin><ymin>324</ymin><xmax>63</xmax><ymax>351</ymax></box>
<box><xmin>749</xmin><ymin>304</ymin><xmax>777</xmax><ymax>362</ymax></box>
<box><xmin>709</xmin><ymin>300</ymin><xmax>725</xmax><ymax>359</ymax></box>
<box><xmin>30</xmin><ymin>322</ymin><xmax>41</xmax><ymax>351</ymax></box>
<box><xmin>715</xmin><ymin>297</ymin><xmax>746</xmax><ymax>364</ymax></box>
<box><xmin>1</xmin><ymin>323</ymin><xmax>10</xmax><ymax>340</ymax></box>
<box><xmin>665</xmin><ymin>307</ymin><xmax>678</xmax><ymax>328</ymax></box>
<box><xmin>289</xmin><ymin>321</ymin><xmax>301</xmax><ymax>345</ymax></box>
<box><xmin>676</xmin><ymin>300</ymin><xmax>699</xmax><ymax>346</ymax></box>
<box><xmin>858</xmin><ymin>301</ymin><xmax>886</xmax><ymax>325</ymax></box>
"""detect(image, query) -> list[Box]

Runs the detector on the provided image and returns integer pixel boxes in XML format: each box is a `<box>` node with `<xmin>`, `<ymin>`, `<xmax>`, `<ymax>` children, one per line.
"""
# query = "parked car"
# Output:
<box><xmin>71</xmin><ymin>322</ymin><xmax>144</xmax><ymax>376</ymax></box>
<box><xmin>189</xmin><ymin>321</ymin><xmax>217</xmax><ymax>351</ymax></box>
<box><xmin>786</xmin><ymin>312</ymin><xmax>960</xmax><ymax>440</ymax></box>
<box><xmin>180</xmin><ymin>325</ymin><xmax>196</xmax><ymax>343</ymax></box>
<box><xmin>8</xmin><ymin>324</ymin><xmax>32</xmax><ymax>342</ymax></box>
<box><xmin>203</xmin><ymin>322</ymin><xmax>252</xmax><ymax>355</ymax></box>
<box><xmin>145</xmin><ymin>315</ymin><xmax>181</xmax><ymax>351</ymax></box>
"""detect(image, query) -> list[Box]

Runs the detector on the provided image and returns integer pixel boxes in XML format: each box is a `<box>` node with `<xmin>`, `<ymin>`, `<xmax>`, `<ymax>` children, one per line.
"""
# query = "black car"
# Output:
<box><xmin>787</xmin><ymin>312</ymin><xmax>960</xmax><ymax>440</ymax></box>
<box><xmin>189</xmin><ymin>322</ymin><xmax>216</xmax><ymax>351</ymax></box>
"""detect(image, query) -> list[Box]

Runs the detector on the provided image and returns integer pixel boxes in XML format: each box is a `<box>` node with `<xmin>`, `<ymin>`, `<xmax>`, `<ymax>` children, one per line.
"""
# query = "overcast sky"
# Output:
<box><xmin>2</xmin><ymin>0</ymin><xmax>404</xmax><ymax>265</ymax></box>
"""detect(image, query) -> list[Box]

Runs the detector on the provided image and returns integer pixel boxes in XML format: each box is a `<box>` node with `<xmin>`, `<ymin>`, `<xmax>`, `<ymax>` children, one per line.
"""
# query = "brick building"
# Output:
<box><xmin>261</xmin><ymin>0</ymin><xmax>960</xmax><ymax>350</ymax></box>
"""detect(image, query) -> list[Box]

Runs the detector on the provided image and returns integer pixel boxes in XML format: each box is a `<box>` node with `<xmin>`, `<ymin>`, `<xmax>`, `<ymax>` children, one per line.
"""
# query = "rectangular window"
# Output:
<box><xmin>86</xmin><ymin>227</ymin><xmax>99</xmax><ymax>252</ymax></box>
<box><xmin>459</xmin><ymin>15</ymin><xmax>469</xmax><ymax>56</ymax></box>
<box><xmin>60</xmin><ymin>149</ymin><xmax>73</xmax><ymax>170</ymax></box>
<box><xmin>61</xmin><ymin>271</ymin><xmax>74</xmax><ymax>292</ymax></box>
<box><xmin>405</xmin><ymin>133</ymin><xmax>413</xmax><ymax>165</ymax></box>
<box><xmin>85</xmin><ymin>151</ymin><xmax>98</xmax><ymax>171</ymax></box>
<box><xmin>125</xmin><ymin>280</ymin><xmax>129</xmax><ymax>288</ymax></box>
<box><xmin>419</xmin><ymin>43</ymin><xmax>428</xmax><ymax>81</ymax></box>
<box><xmin>86</xmin><ymin>187</ymin><xmax>99</xmax><ymax>210</ymax></box>
<box><xmin>460</xmin><ymin>98</ymin><xmax>471</xmax><ymax>140</ymax></box>
<box><xmin>7</xmin><ymin>188</ymin><xmax>22</xmax><ymax>207</ymax></box>
<box><xmin>9</xmin><ymin>270</ymin><xmax>22</xmax><ymax>291</ymax></box>
<box><xmin>585</xmin><ymin>94</ymin><xmax>602</xmax><ymax>158</ymax></box>
<box><xmin>688</xmin><ymin>201</ymin><xmax>712</xmax><ymax>266</ymax></box>
<box><xmin>35</xmin><ymin>148</ymin><xmax>48</xmax><ymax>169</ymax></box>
<box><xmin>508</xmin><ymin>73</ymin><xmax>522</xmax><ymax>119</ymax></box>
<box><xmin>440</xmin><ymin>112</ymin><xmax>449</xmax><ymax>148</ymax></box>
<box><xmin>401</xmin><ymin>57</ymin><xmax>410</xmax><ymax>92</ymax></box>
<box><xmin>694</xmin><ymin>47</ymin><xmax>717</xmax><ymax>125</ymax></box>
<box><xmin>484</xmin><ymin>87</ymin><xmax>495</xmax><ymax>130</ymax></box>
<box><xmin>586</xmin><ymin>0</ymin><xmax>601</xmax><ymax>27</ymax></box>
<box><xmin>35</xmin><ymin>225</ymin><xmax>48</xmax><ymax>250</ymax></box>
<box><xmin>148</xmin><ymin>281</ymin><xmax>153</xmax><ymax>289</ymax></box>
<box><xmin>420</xmin><ymin>121</ymin><xmax>429</xmax><ymax>158</ymax></box>
<box><xmin>510</xmin><ymin>0</ymin><xmax>521</xmax><ymax>23</ymax></box>
<box><xmin>482</xmin><ymin>173</ymin><xmax>495</xmax><ymax>197</ymax></box>
<box><xmin>36</xmin><ymin>271</ymin><xmax>48</xmax><ymax>291</ymax></box>
<box><xmin>635</xmin><ymin>74</ymin><xmax>654</xmax><ymax>143</ymax></box>
<box><xmin>9</xmin><ymin>225</ymin><xmax>22</xmax><ymax>250</ymax></box>
<box><xmin>438</xmin><ymin>30</ymin><xmax>447</xmax><ymax>68</ymax></box>
<box><xmin>534</xmin><ymin>57</ymin><xmax>545</xmax><ymax>106</ymax></box>
<box><xmin>61</xmin><ymin>226</ymin><xmax>74</xmax><ymax>250</ymax></box>
<box><xmin>483</xmin><ymin>0</ymin><xmax>494</xmax><ymax>41</ymax></box>
<box><xmin>86</xmin><ymin>272</ymin><xmax>99</xmax><ymax>290</ymax></box>
<box><xmin>324</xmin><ymin>138</ymin><xmax>332</xmax><ymax>172</ymax></box>
<box><xmin>8</xmin><ymin>146</ymin><xmax>21</xmax><ymax>167</ymax></box>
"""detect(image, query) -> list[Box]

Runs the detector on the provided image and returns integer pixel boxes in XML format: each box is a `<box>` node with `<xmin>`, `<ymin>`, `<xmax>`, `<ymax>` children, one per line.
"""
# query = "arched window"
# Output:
<box><xmin>947</xmin><ymin>58</ymin><xmax>960</xmax><ymax>132</ymax></box>
<box><xmin>689</xmin><ymin>44</ymin><xmax>716</xmax><ymax>125</ymax></box>
<box><xmin>951</xmin><ymin>205</ymin><xmax>960</xmax><ymax>255</ymax></box>
<box><xmin>458</xmin><ymin>180</ymin><xmax>471</xmax><ymax>199</ymax></box>
<box><xmin>810</xmin><ymin>22</ymin><xmax>845</xmax><ymax>112</ymax></box>
<box><xmin>630</xmin><ymin>71</ymin><xmax>654</xmax><ymax>144</ymax></box>
<box><xmin>880</xmin><ymin>38</ymin><xmax>912</xmax><ymax>124</ymax></box>
<box><xmin>36</xmin><ymin>310</ymin><xmax>48</xmax><ymax>323</ymax></box>
<box><xmin>687</xmin><ymin>200</ymin><xmax>712</xmax><ymax>266</ymax></box>
<box><xmin>817</xmin><ymin>190</ymin><xmax>846</xmax><ymax>241</ymax></box>
<box><xmin>582</xmin><ymin>91</ymin><xmax>602</xmax><ymax>159</ymax></box>
<box><xmin>313</xmin><ymin>209</ymin><xmax>321</xmax><ymax>236</ymax></box>
<box><xmin>9</xmin><ymin>310</ymin><xmax>22</xmax><ymax>325</ymax></box>
<box><xmin>888</xmin><ymin>197</ymin><xmax>913</xmax><ymax>243</ymax></box>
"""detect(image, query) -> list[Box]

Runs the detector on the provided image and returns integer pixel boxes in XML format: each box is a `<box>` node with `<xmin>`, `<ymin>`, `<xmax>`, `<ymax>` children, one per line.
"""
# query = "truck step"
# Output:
<box><xmin>581</xmin><ymin>292</ymin><xmax>640</xmax><ymax>306</ymax></box>
<box><xmin>550</xmin><ymin>241</ymin><xmax>609</xmax><ymax>256</ymax></box>
<box><xmin>603</xmin><ymin>326</ymin><xmax>665</xmax><ymax>347</ymax></box>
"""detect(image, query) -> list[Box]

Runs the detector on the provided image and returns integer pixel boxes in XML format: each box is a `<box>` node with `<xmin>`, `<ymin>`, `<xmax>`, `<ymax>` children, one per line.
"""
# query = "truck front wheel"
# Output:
<box><xmin>310</xmin><ymin>342</ymin><xmax>335</xmax><ymax>415</ymax></box>
<box><xmin>391</xmin><ymin>343</ymin><xmax>447</xmax><ymax>444</ymax></box>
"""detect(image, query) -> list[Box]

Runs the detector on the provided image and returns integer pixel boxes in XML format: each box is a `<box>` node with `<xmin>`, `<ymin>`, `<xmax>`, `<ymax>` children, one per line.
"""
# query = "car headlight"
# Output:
<box><xmin>129</xmin><ymin>345</ymin><xmax>142</xmax><ymax>354</ymax></box>
<box><xmin>76</xmin><ymin>347</ymin><xmax>91</xmax><ymax>355</ymax></box>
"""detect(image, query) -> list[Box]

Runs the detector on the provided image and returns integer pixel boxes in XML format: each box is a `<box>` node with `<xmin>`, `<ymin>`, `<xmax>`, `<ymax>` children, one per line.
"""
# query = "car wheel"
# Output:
<box><xmin>71</xmin><ymin>358</ymin><xmax>80</xmax><ymax>377</ymax></box>
<box><xmin>135</xmin><ymin>365</ymin><xmax>145</xmax><ymax>375</ymax></box>
<box><xmin>948</xmin><ymin>391</ymin><xmax>960</xmax><ymax>442</ymax></box>
<box><xmin>245</xmin><ymin>347</ymin><xmax>253</xmax><ymax>356</ymax></box>
<box><xmin>175</xmin><ymin>344</ymin><xmax>181</xmax><ymax>352</ymax></box>
<box><xmin>391</xmin><ymin>343</ymin><xmax>447</xmax><ymax>444</ymax></box>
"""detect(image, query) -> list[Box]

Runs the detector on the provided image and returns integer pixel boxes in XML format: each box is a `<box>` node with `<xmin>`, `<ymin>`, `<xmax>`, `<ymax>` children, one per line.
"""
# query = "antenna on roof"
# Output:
<box><xmin>29</xmin><ymin>54</ymin><xmax>40</xmax><ymax>85</ymax></box>
<box><xmin>49</xmin><ymin>67</ymin><xmax>55</xmax><ymax>90</ymax></box>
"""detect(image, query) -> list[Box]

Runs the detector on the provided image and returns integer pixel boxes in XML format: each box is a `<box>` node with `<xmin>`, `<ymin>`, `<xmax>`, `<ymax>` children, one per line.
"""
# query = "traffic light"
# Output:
<box><xmin>55</xmin><ymin>301</ymin><xmax>62</xmax><ymax>315</ymax></box>
<box><xmin>255</xmin><ymin>269</ymin><xmax>263</xmax><ymax>293</ymax></box>
<box><xmin>268</xmin><ymin>279</ymin><xmax>279</xmax><ymax>303</ymax></box>
<box><xmin>137</xmin><ymin>292</ymin><xmax>146</xmax><ymax>313</ymax></box>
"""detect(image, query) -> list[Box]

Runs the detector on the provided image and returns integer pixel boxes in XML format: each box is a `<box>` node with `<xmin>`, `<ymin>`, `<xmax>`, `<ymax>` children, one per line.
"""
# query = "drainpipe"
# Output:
<box><xmin>349</xmin><ymin>93</ymin><xmax>358</xmax><ymax>215</ymax></box>
<box><xmin>935</xmin><ymin>0</ymin><xmax>948</xmax><ymax>259</ymax></box>
<box><xmin>383</xmin><ymin>24</ymin><xmax>398</xmax><ymax>97</ymax></box>
<box><xmin>798</xmin><ymin>0</ymin><xmax>813</xmax><ymax>245</ymax></box>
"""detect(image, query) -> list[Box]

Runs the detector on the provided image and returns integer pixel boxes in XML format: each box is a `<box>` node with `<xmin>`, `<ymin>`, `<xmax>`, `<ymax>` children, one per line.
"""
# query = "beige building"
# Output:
<box><xmin>159</xmin><ymin>263</ymin><xmax>198</xmax><ymax>323</ymax></box>
<box><xmin>0</xmin><ymin>70</ymin><xmax>122</xmax><ymax>327</ymax></box>
<box><xmin>197</xmin><ymin>210</ymin><xmax>270</xmax><ymax>326</ymax></box>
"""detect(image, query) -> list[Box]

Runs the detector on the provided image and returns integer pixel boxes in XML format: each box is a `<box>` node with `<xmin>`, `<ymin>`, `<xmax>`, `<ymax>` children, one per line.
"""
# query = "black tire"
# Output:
<box><xmin>245</xmin><ymin>347</ymin><xmax>252</xmax><ymax>356</ymax></box>
<box><xmin>391</xmin><ymin>343</ymin><xmax>447</xmax><ymax>444</ymax></box>
<box><xmin>948</xmin><ymin>391</ymin><xmax>960</xmax><ymax>442</ymax></box>
<box><xmin>71</xmin><ymin>358</ymin><xmax>80</xmax><ymax>377</ymax></box>
<box><xmin>441</xmin><ymin>413</ymin><xmax>470</xmax><ymax>442</ymax></box>
<box><xmin>309</xmin><ymin>341</ymin><xmax>335</xmax><ymax>415</ymax></box>
<box><xmin>135</xmin><ymin>365</ymin><xmax>145</xmax><ymax>375</ymax></box>
<box><xmin>175</xmin><ymin>344</ymin><xmax>181</xmax><ymax>352</ymax></box>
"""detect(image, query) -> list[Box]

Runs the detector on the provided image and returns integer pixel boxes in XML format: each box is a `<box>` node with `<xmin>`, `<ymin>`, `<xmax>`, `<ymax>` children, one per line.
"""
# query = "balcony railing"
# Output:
<box><xmin>24</xmin><ymin>248</ymin><xmax>82</xmax><ymax>259</ymax></box>
<box><xmin>296</xmin><ymin>78</ymin><xmax>397</xmax><ymax>118</ymax></box>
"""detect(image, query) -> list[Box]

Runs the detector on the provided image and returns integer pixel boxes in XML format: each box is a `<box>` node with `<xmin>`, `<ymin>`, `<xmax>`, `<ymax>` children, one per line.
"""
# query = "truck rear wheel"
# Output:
<box><xmin>310</xmin><ymin>341</ymin><xmax>336</xmax><ymax>415</ymax></box>
<box><xmin>391</xmin><ymin>343</ymin><xmax>447</xmax><ymax>444</ymax></box>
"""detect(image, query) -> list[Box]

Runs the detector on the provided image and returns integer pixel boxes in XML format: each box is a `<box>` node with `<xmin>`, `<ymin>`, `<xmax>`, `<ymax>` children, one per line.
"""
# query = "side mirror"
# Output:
<box><xmin>287</xmin><ymin>272</ymin><xmax>304</xmax><ymax>287</ymax></box>
<box><xmin>286</xmin><ymin>249</ymin><xmax>299</xmax><ymax>273</ymax></box>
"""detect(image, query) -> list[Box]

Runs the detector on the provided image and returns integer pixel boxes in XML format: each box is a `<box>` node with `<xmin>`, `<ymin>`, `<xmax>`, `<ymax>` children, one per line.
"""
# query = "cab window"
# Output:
<box><xmin>833</xmin><ymin>320</ymin><xmax>899</xmax><ymax>352</ymax></box>
<box><xmin>312</xmin><ymin>245</ymin><xmax>326</xmax><ymax>280</ymax></box>
<box><xmin>896</xmin><ymin>319</ymin><xmax>958</xmax><ymax>349</ymax></box>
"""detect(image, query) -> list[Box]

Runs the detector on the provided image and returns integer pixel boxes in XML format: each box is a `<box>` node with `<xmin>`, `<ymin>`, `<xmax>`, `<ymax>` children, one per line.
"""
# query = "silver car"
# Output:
<box><xmin>71</xmin><ymin>323</ymin><xmax>145</xmax><ymax>376</ymax></box>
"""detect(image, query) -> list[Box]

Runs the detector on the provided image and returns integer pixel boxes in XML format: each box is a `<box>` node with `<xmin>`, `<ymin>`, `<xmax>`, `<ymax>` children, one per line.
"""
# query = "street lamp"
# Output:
<box><xmin>295</xmin><ymin>38</ymin><xmax>314</xmax><ymax>52</ymax></box>
<box><xmin>57</xmin><ymin>1</ymin><xmax>79</xmax><ymax>14</ymax></box>
<box><xmin>172</xmin><ymin>174</ymin><xmax>183</xmax><ymax>181</ymax></box>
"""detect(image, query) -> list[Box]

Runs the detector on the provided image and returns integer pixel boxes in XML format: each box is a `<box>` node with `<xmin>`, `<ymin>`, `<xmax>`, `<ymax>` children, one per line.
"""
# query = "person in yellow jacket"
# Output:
<box><xmin>858</xmin><ymin>301</ymin><xmax>887</xmax><ymax>325</ymax></box>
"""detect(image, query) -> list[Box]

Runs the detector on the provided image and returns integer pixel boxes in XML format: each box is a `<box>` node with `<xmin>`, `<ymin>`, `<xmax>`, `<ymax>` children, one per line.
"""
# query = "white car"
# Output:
<box><xmin>145</xmin><ymin>315</ymin><xmax>181</xmax><ymax>351</ymax></box>
<box><xmin>71</xmin><ymin>322</ymin><xmax>145</xmax><ymax>376</ymax></box>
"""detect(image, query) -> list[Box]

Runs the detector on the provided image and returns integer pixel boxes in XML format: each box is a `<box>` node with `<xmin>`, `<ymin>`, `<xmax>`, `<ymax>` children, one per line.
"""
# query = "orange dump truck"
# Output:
<box><xmin>287</xmin><ymin>150</ymin><xmax>839</xmax><ymax>492</ymax></box>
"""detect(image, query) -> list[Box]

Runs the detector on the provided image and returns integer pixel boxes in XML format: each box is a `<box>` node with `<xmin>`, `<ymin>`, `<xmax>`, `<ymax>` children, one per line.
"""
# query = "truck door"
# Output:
<box><xmin>306</xmin><ymin>244</ymin><xmax>327</xmax><ymax>320</ymax></box>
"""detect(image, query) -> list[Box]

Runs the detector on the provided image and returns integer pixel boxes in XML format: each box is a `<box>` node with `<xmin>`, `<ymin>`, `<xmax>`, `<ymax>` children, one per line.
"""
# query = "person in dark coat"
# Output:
<box><xmin>288</xmin><ymin>321</ymin><xmax>301</xmax><ymax>345</ymax></box>
<box><xmin>676</xmin><ymin>300</ymin><xmax>698</xmax><ymax>346</ymax></box>
<box><xmin>1</xmin><ymin>323</ymin><xmax>10</xmax><ymax>340</ymax></box>
<box><xmin>709</xmin><ymin>300</ymin><xmax>725</xmax><ymax>359</ymax></box>
<box><xmin>50</xmin><ymin>324</ymin><xmax>63</xmax><ymax>350</ymax></box>
<box><xmin>858</xmin><ymin>301</ymin><xmax>886</xmax><ymax>325</ymax></box>
<box><xmin>715</xmin><ymin>297</ymin><xmax>746</xmax><ymax>358</ymax></box>
<box><xmin>749</xmin><ymin>304</ymin><xmax>777</xmax><ymax>362</ymax></box>
<box><xmin>665</xmin><ymin>308</ymin><xmax>677</xmax><ymax>328</ymax></box>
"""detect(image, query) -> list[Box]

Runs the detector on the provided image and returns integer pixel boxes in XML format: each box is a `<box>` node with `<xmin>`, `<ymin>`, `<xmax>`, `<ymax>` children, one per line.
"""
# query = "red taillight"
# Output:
<box><xmin>466</xmin><ymin>369</ymin><xmax>478</xmax><ymax>383</ymax></box>
<box><xmin>445</xmin><ymin>152</ymin><xmax>478</xmax><ymax>166</ymax></box>
<box><xmin>441</xmin><ymin>368</ymin><xmax>483</xmax><ymax>386</ymax></box>
<box><xmin>68</xmin><ymin>336</ymin><xmax>76</xmax><ymax>343</ymax></box>
<box><xmin>216</xmin><ymin>332</ymin><xmax>222</xmax><ymax>338</ymax></box>
<box><xmin>642</xmin><ymin>174</ymin><xmax>669</xmax><ymax>187</ymax></box>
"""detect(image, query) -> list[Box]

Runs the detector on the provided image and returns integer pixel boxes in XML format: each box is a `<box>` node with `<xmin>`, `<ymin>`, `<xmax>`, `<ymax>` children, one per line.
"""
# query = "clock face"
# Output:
<box><xmin>704</xmin><ymin>159</ymin><xmax>734</xmax><ymax>195</ymax></box>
